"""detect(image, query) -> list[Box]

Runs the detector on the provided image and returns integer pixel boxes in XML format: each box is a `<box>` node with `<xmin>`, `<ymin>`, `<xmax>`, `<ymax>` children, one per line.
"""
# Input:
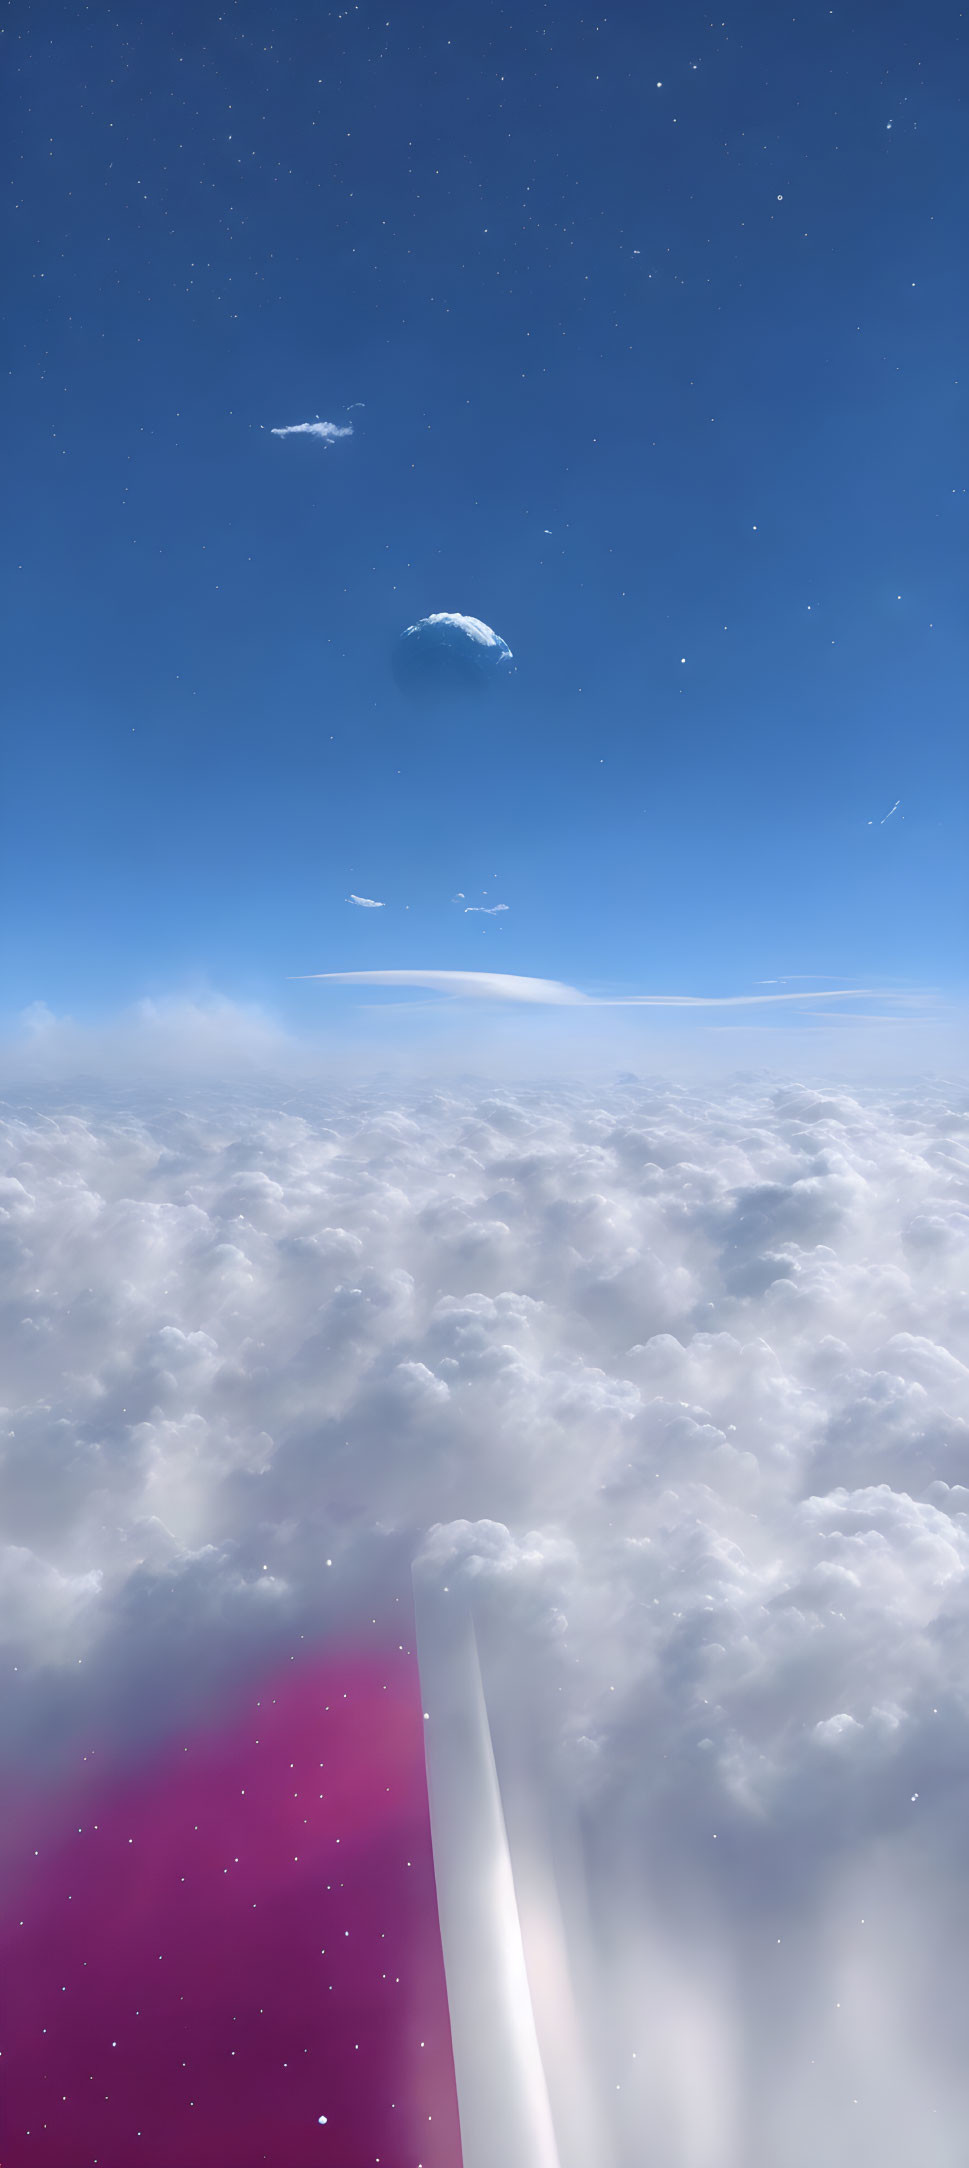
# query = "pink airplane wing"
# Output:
<box><xmin>0</xmin><ymin>1640</ymin><xmax>461</xmax><ymax>2168</ymax></box>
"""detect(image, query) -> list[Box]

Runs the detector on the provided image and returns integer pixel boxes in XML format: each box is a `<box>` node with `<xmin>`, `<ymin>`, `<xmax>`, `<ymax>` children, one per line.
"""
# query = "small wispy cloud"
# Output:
<box><xmin>271</xmin><ymin>420</ymin><xmax>354</xmax><ymax>443</ymax></box>
<box><xmin>465</xmin><ymin>903</ymin><xmax>509</xmax><ymax>915</ymax></box>
<box><xmin>348</xmin><ymin>894</ymin><xmax>385</xmax><ymax>909</ymax></box>
<box><xmin>881</xmin><ymin>798</ymin><xmax>901</xmax><ymax>823</ymax></box>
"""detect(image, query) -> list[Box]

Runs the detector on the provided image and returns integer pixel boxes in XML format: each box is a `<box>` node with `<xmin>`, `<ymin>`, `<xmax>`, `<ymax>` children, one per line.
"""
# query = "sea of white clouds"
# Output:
<box><xmin>2</xmin><ymin>1072</ymin><xmax>969</xmax><ymax>2163</ymax></box>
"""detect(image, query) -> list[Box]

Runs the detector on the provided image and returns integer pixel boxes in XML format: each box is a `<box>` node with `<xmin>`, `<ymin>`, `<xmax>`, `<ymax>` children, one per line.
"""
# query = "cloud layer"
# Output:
<box><xmin>2</xmin><ymin>1077</ymin><xmax>969</xmax><ymax>2162</ymax></box>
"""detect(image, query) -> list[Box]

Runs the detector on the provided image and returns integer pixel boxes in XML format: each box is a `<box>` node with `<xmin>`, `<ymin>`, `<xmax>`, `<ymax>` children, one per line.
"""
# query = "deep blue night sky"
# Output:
<box><xmin>5</xmin><ymin>0</ymin><xmax>966</xmax><ymax>1037</ymax></box>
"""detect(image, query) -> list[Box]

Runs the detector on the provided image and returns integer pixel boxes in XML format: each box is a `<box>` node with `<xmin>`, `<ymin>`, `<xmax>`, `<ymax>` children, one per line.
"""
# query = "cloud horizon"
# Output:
<box><xmin>3</xmin><ymin>983</ymin><xmax>959</xmax><ymax>1089</ymax></box>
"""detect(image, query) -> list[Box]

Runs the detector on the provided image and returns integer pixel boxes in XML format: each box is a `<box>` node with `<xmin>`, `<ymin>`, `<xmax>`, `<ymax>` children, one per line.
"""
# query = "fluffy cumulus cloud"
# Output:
<box><xmin>2</xmin><ymin>1078</ymin><xmax>969</xmax><ymax>2163</ymax></box>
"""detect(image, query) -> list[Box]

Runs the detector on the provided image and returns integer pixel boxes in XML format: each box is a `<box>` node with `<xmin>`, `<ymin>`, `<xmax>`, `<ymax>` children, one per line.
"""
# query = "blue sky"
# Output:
<box><xmin>5</xmin><ymin>0</ymin><xmax>966</xmax><ymax>1044</ymax></box>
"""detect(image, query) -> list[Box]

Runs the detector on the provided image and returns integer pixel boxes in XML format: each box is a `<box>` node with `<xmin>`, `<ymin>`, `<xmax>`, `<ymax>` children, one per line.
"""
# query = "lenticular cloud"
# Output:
<box><xmin>2</xmin><ymin>1078</ymin><xmax>969</xmax><ymax>2165</ymax></box>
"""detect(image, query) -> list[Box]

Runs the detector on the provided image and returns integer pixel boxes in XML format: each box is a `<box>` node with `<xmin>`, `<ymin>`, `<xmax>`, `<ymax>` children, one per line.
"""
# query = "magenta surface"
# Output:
<box><xmin>1</xmin><ymin>1643</ymin><xmax>462</xmax><ymax>2167</ymax></box>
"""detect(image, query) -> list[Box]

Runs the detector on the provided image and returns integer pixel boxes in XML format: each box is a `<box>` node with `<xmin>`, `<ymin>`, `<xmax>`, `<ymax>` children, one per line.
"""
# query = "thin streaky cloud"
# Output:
<box><xmin>294</xmin><ymin>968</ymin><xmax>886</xmax><ymax>1008</ymax></box>
<box><xmin>881</xmin><ymin>798</ymin><xmax>901</xmax><ymax>823</ymax></box>
<box><xmin>610</xmin><ymin>989</ymin><xmax>882</xmax><ymax>1007</ymax></box>
<box><xmin>792</xmin><ymin>1013</ymin><xmax>918</xmax><ymax>1024</ymax></box>
<box><xmin>270</xmin><ymin>420</ymin><xmax>354</xmax><ymax>442</ymax></box>
<box><xmin>465</xmin><ymin>904</ymin><xmax>509</xmax><ymax>915</ymax></box>
<box><xmin>348</xmin><ymin>894</ymin><xmax>385</xmax><ymax>909</ymax></box>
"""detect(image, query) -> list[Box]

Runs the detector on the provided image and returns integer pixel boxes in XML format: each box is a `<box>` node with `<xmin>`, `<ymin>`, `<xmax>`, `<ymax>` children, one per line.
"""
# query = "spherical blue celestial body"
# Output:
<box><xmin>392</xmin><ymin>611</ymin><xmax>514</xmax><ymax>697</ymax></box>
